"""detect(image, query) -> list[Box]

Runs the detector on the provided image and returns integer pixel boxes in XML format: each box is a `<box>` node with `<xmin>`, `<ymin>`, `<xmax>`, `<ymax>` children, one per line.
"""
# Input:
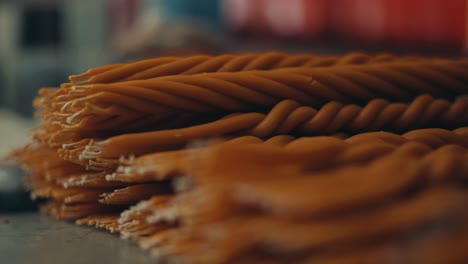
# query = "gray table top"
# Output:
<box><xmin>0</xmin><ymin>213</ymin><xmax>155</xmax><ymax>264</ymax></box>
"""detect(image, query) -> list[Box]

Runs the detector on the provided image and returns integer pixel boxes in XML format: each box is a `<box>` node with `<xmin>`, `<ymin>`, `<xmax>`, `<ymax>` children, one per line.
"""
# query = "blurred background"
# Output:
<box><xmin>0</xmin><ymin>0</ymin><xmax>467</xmax><ymax>210</ymax></box>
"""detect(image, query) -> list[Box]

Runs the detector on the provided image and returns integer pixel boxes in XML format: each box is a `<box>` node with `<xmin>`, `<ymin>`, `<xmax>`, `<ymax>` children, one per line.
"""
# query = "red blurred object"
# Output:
<box><xmin>332</xmin><ymin>0</ymin><xmax>467</xmax><ymax>49</ymax></box>
<box><xmin>223</xmin><ymin>0</ymin><xmax>468</xmax><ymax>51</ymax></box>
<box><xmin>222</xmin><ymin>0</ymin><xmax>330</xmax><ymax>38</ymax></box>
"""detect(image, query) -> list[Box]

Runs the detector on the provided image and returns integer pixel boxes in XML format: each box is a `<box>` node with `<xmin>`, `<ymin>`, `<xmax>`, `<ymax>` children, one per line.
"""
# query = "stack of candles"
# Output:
<box><xmin>14</xmin><ymin>51</ymin><xmax>468</xmax><ymax>263</ymax></box>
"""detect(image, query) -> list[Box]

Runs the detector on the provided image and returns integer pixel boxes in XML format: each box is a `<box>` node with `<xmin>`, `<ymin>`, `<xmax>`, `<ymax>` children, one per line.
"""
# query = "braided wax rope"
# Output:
<box><xmin>33</xmin><ymin>93</ymin><xmax>468</xmax><ymax>148</ymax></box>
<box><xmin>42</xmin><ymin>59</ymin><xmax>468</xmax><ymax>136</ymax></box>
<box><xmin>153</xmin><ymin>141</ymin><xmax>468</xmax><ymax>263</ymax></box>
<box><xmin>38</xmin><ymin>51</ymin><xmax>410</xmax><ymax>120</ymax></box>
<box><xmin>170</xmin><ymin>189</ymin><xmax>468</xmax><ymax>264</ymax></box>
<box><xmin>108</xmin><ymin>126</ymin><xmax>468</xmax><ymax>184</ymax></box>
<box><xmin>66</xmin><ymin>52</ymin><xmax>416</xmax><ymax>86</ymax></box>
<box><xmin>244</xmin><ymin>94</ymin><xmax>468</xmax><ymax>137</ymax></box>
<box><xmin>55</xmin><ymin>126</ymin><xmax>468</xmax><ymax>170</ymax></box>
<box><xmin>220</xmin><ymin>145</ymin><xmax>468</xmax><ymax>217</ymax></box>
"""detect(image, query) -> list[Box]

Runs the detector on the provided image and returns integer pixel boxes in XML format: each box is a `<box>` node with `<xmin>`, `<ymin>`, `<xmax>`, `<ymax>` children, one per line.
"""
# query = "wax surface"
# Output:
<box><xmin>12</xmin><ymin>52</ymin><xmax>468</xmax><ymax>264</ymax></box>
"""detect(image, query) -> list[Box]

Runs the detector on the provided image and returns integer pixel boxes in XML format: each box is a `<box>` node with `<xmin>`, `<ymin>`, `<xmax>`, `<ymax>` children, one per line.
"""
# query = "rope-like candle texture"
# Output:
<box><xmin>10</xmin><ymin>51</ymin><xmax>468</xmax><ymax>263</ymax></box>
<box><xmin>56</xmin><ymin>123</ymin><xmax>468</xmax><ymax>169</ymax></box>
<box><xmin>66</xmin><ymin>51</ymin><xmax>419</xmax><ymax>86</ymax></box>
<box><xmin>35</xmin><ymin>94</ymin><xmax>468</xmax><ymax>147</ymax></box>
<box><xmin>33</xmin><ymin>58</ymin><xmax>468</xmax><ymax>147</ymax></box>
<box><xmin>108</xmin><ymin>128</ymin><xmax>468</xmax><ymax>183</ymax></box>
<box><xmin>147</xmin><ymin>141</ymin><xmax>468</xmax><ymax>263</ymax></box>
